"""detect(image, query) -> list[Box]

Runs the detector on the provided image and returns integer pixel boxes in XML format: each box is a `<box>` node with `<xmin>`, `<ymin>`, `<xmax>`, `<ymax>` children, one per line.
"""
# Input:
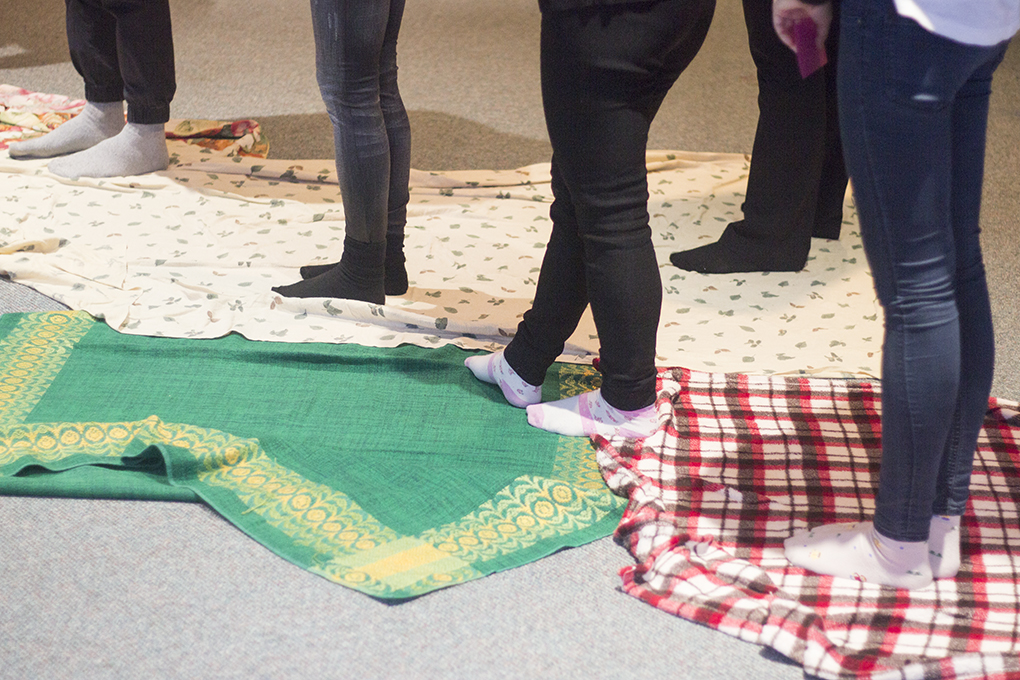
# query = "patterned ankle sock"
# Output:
<box><xmin>48</xmin><ymin>122</ymin><xmax>168</xmax><ymax>178</ymax></box>
<box><xmin>929</xmin><ymin>515</ymin><xmax>962</xmax><ymax>579</ymax></box>
<box><xmin>525</xmin><ymin>389</ymin><xmax>658</xmax><ymax>439</ymax></box>
<box><xmin>8</xmin><ymin>101</ymin><xmax>124</xmax><ymax>160</ymax></box>
<box><xmin>464</xmin><ymin>351</ymin><xmax>540</xmax><ymax>408</ymax></box>
<box><xmin>784</xmin><ymin>521</ymin><xmax>933</xmax><ymax>589</ymax></box>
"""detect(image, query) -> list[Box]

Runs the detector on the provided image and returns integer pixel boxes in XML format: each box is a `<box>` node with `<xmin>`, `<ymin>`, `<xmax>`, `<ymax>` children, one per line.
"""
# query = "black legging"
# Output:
<box><xmin>65</xmin><ymin>0</ymin><xmax>176</xmax><ymax>124</ymax></box>
<box><xmin>504</xmin><ymin>0</ymin><xmax>715</xmax><ymax>411</ymax></box>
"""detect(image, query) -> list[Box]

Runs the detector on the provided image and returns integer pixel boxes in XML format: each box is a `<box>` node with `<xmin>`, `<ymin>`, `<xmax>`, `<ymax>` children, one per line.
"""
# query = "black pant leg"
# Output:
<box><xmin>65</xmin><ymin>0</ymin><xmax>124</xmax><ymax>104</ymax></box>
<box><xmin>504</xmin><ymin>159</ymin><xmax>591</xmax><ymax>387</ymax></box>
<box><xmin>730</xmin><ymin>0</ymin><xmax>846</xmax><ymax>254</ymax></box>
<box><xmin>812</xmin><ymin>35</ymin><xmax>849</xmax><ymax>239</ymax></box>
<box><xmin>506</xmin><ymin>0</ymin><xmax>714</xmax><ymax>410</ymax></box>
<box><xmin>102</xmin><ymin>0</ymin><xmax>175</xmax><ymax>123</ymax></box>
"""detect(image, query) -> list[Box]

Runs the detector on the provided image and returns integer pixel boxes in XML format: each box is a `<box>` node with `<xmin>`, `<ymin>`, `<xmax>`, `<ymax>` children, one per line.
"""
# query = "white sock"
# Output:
<box><xmin>525</xmin><ymin>389</ymin><xmax>658</xmax><ymax>439</ymax></box>
<box><xmin>929</xmin><ymin>515</ymin><xmax>962</xmax><ymax>579</ymax></box>
<box><xmin>8</xmin><ymin>101</ymin><xmax>125</xmax><ymax>159</ymax></box>
<box><xmin>47</xmin><ymin>122</ymin><xmax>169</xmax><ymax>178</ymax></box>
<box><xmin>784</xmin><ymin>521</ymin><xmax>933</xmax><ymax>589</ymax></box>
<box><xmin>465</xmin><ymin>351</ymin><xmax>541</xmax><ymax>408</ymax></box>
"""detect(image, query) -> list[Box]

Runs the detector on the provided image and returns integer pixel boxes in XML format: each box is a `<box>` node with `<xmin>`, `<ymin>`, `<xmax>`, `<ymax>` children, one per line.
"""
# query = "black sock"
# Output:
<box><xmin>298</xmin><ymin>234</ymin><xmax>407</xmax><ymax>296</ymax></box>
<box><xmin>299</xmin><ymin>262</ymin><xmax>337</xmax><ymax>280</ymax></box>
<box><xmin>670</xmin><ymin>221</ymin><xmax>810</xmax><ymax>274</ymax></box>
<box><xmin>383</xmin><ymin>231</ymin><xmax>408</xmax><ymax>296</ymax></box>
<box><xmin>811</xmin><ymin>217</ymin><xmax>843</xmax><ymax>241</ymax></box>
<box><xmin>273</xmin><ymin>237</ymin><xmax>386</xmax><ymax>304</ymax></box>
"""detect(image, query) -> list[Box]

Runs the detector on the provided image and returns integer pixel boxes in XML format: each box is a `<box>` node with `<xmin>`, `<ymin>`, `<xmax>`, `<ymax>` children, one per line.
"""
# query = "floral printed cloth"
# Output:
<box><xmin>0</xmin><ymin>85</ymin><xmax>85</xmax><ymax>147</ymax></box>
<box><xmin>0</xmin><ymin>85</ymin><xmax>884</xmax><ymax>377</ymax></box>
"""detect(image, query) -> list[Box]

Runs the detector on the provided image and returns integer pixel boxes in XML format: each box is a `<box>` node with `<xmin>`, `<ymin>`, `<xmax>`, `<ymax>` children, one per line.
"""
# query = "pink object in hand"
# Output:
<box><xmin>793</xmin><ymin>17</ymin><xmax>827</xmax><ymax>78</ymax></box>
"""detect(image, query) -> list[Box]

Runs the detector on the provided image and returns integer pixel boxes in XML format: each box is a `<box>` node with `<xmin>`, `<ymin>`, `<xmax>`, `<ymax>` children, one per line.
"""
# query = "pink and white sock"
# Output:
<box><xmin>929</xmin><ymin>515</ymin><xmax>962</xmax><ymax>579</ymax></box>
<box><xmin>784</xmin><ymin>521</ymin><xmax>933</xmax><ymax>589</ymax></box>
<box><xmin>465</xmin><ymin>351</ymin><xmax>541</xmax><ymax>408</ymax></box>
<box><xmin>525</xmin><ymin>389</ymin><xmax>658</xmax><ymax>439</ymax></box>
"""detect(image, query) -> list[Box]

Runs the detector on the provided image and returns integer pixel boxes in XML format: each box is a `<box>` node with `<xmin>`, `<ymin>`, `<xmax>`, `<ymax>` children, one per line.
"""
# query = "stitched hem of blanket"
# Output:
<box><xmin>0</xmin><ymin>311</ymin><xmax>626</xmax><ymax>599</ymax></box>
<box><xmin>596</xmin><ymin>367</ymin><xmax>1020</xmax><ymax>680</ymax></box>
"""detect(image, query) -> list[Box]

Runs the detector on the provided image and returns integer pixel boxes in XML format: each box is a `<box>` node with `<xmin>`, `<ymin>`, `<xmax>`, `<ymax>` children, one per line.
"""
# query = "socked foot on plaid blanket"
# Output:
<box><xmin>596</xmin><ymin>367</ymin><xmax>1020</xmax><ymax>680</ymax></box>
<box><xmin>784</xmin><ymin>521</ymin><xmax>932</xmax><ymax>589</ymax></box>
<box><xmin>785</xmin><ymin>514</ymin><xmax>965</xmax><ymax>587</ymax></box>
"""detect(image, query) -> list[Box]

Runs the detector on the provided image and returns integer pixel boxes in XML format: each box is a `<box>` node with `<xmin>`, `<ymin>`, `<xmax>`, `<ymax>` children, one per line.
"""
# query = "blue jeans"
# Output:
<box><xmin>503</xmin><ymin>0</ymin><xmax>715</xmax><ymax>411</ymax></box>
<box><xmin>310</xmin><ymin>0</ymin><xmax>411</xmax><ymax>244</ymax></box>
<box><xmin>838</xmin><ymin>0</ymin><xmax>1009</xmax><ymax>542</ymax></box>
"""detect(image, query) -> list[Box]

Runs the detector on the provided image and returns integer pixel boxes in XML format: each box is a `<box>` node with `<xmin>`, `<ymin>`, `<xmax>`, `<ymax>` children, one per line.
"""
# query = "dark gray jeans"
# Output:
<box><xmin>311</xmin><ymin>0</ymin><xmax>411</xmax><ymax>244</ymax></box>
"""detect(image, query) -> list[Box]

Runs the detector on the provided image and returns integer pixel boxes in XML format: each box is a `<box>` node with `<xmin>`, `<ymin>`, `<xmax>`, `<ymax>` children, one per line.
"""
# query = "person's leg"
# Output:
<box><xmin>466</xmin><ymin>157</ymin><xmax>584</xmax><ymax>410</ymax></box>
<box><xmin>501</xmin><ymin>160</ymin><xmax>591</xmax><ymax>386</ymax></box>
<box><xmin>810</xmin><ymin>40</ymin><xmax>848</xmax><ymax>240</ymax></box>
<box><xmin>380</xmin><ymin>0</ymin><xmax>411</xmax><ymax>295</ymax></box>
<box><xmin>299</xmin><ymin>0</ymin><xmax>412</xmax><ymax>296</ymax></box>
<box><xmin>786</xmin><ymin>0</ymin><xmax>950</xmax><ymax>589</ymax></box>
<box><xmin>274</xmin><ymin>0</ymin><xmax>401</xmax><ymax>304</ymax></box>
<box><xmin>66</xmin><ymin>0</ymin><xmax>125</xmax><ymax>106</ymax></box>
<box><xmin>8</xmin><ymin>0</ymin><xmax>125</xmax><ymax>160</ymax></box>
<box><xmin>928</xmin><ymin>45</ymin><xmax>1006</xmax><ymax>578</ymax></box>
<box><xmin>46</xmin><ymin>0</ymin><xmax>175</xmax><ymax>177</ymax></box>
<box><xmin>511</xmin><ymin>0</ymin><xmax>713</xmax><ymax>438</ymax></box>
<box><xmin>785</xmin><ymin>0</ymin><xmax>1006</xmax><ymax>589</ymax></box>
<box><xmin>670</xmin><ymin>0</ymin><xmax>843</xmax><ymax>273</ymax></box>
<box><xmin>109</xmin><ymin>0</ymin><xmax>175</xmax><ymax>125</ymax></box>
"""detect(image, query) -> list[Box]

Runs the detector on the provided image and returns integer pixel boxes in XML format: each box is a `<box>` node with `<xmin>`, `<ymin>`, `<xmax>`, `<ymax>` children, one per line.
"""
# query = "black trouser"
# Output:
<box><xmin>504</xmin><ymin>0</ymin><xmax>715</xmax><ymax>411</ymax></box>
<box><xmin>729</xmin><ymin>0</ymin><xmax>847</xmax><ymax>251</ymax></box>
<box><xmin>65</xmin><ymin>0</ymin><xmax>176</xmax><ymax>124</ymax></box>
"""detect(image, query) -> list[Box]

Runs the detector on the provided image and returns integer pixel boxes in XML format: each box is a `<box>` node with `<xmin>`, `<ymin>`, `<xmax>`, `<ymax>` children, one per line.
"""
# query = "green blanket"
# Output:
<box><xmin>0</xmin><ymin>311</ymin><xmax>624</xmax><ymax>599</ymax></box>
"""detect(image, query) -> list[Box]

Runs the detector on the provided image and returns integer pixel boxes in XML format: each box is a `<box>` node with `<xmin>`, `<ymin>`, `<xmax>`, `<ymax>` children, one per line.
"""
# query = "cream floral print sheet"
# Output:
<box><xmin>0</xmin><ymin>85</ymin><xmax>883</xmax><ymax>377</ymax></box>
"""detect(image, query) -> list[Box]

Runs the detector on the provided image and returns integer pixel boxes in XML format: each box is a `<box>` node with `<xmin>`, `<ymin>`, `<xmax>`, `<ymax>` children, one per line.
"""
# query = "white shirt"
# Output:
<box><xmin>893</xmin><ymin>0</ymin><xmax>1020</xmax><ymax>45</ymax></box>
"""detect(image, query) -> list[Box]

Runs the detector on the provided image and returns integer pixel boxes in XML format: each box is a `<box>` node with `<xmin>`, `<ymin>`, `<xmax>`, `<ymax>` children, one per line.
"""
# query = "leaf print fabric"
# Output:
<box><xmin>0</xmin><ymin>88</ymin><xmax>883</xmax><ymax>377</ymax></box>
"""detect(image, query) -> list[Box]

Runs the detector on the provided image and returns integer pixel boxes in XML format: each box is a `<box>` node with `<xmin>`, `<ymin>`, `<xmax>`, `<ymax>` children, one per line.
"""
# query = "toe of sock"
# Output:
<box><xmin>669</xmin><ymin>245</ymin><xmax>722</xmax><ymax>273</ymax></box>
<box><xmin>526</xmin><ymin>404</ymin><xmax>544</xmax><ymax>430</ymax></box>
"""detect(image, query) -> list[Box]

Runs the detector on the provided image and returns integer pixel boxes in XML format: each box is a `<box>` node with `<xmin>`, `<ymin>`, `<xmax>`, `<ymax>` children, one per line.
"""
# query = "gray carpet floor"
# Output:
<box><xmin>1</xmin><ymin>2</ymin><xmax>1017</xmax><ymax>678</ymax></box>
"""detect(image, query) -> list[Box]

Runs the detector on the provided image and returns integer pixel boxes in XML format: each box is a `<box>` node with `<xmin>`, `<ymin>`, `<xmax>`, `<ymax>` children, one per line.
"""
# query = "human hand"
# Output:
<box><xmin>772</xmin><ymin>0</ymin><xmax>832</xmax><ymax>54</ymax></box>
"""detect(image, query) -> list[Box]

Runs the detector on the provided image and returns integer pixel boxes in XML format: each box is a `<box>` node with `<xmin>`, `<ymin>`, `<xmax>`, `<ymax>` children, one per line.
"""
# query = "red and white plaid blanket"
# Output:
<box><xmin>596</xmin><ymin>368</ymin><xmax>1020</xmax><ymax>680</ymax></box>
